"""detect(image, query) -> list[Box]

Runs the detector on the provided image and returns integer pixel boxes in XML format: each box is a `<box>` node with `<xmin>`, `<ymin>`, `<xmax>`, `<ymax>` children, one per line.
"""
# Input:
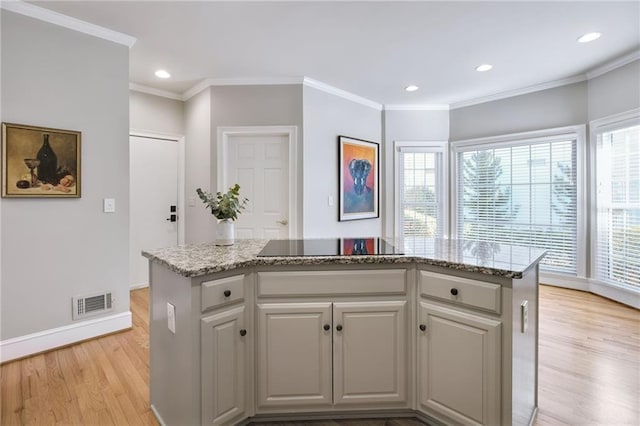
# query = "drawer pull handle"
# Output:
<box><xmin>419</xmin><ymin>324</ymin><xmax>426</xmax><ymax>331</ymax></box>
<box><xmin>323</xmin><ymin>324</ymin><xmax>331</xmax><ymax>331</ymax></box>
<box><xmin>239</xmin><ymin>329</ymin><xmax>247</xmax><ymax>337</ymax></box>
<box><xmin>450</xmin><ymin>288</ymin><xmax>459</xmax><ymax>296</ymax></box>
<box><xmin>336</xmin><ymin>325</ymin><xmax>343</xmax><ymax>332</ymax></box>
<box><xmin>223</xmin><ymin>290</ymin><xmax>231</xmax><ymax>297</ymax></box>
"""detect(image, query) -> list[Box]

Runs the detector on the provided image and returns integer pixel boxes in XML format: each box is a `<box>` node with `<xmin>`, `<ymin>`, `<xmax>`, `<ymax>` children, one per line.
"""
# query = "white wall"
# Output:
<box><xmin>303</xmin><ymin>86</ymin><xmax>382</xmax><ymax>237</ymax></box>
<box><xmin>382</xmin><ymin>109</ymin><xmax>450</xmax><ymax>237</ymax></box>
<box><xmin>450</xmin><ymin>82</ymin><xmax>588</xmax><ymax>141</ymax></box>
<box><xmin>130</xmin><ymin>90</ymin><xmax>184</xmax><ymax>135</ymax></box>
<box><xmin>588</xmin><ymin>60</ymin><xmax>640</xmax><ymax>121</ymax></box>
<box><xmin>1</xmin><ymin>11</ymin><xmax>130</xmax><ymax>340</ymax></box>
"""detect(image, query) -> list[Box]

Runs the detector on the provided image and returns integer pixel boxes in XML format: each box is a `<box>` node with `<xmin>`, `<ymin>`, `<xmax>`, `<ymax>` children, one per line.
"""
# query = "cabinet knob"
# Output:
<box><xmin>450</xmin><ymin>288</ymin><xmax>459</xmax><ymax>296</ymax></box>
<box><xmin>419</xmin><ymin>324</ymin><xmax>426</xmax><ymax>331</ymax></box>
<box><xmin>239</xmin><ymin>329</ymin><xmax>247</xmax><ymax>337</ymax></box>
<box><xmin>223</xmin><ymin>290</ymin><xmax>231</xmax><ymax>297</ymax></box>
<box><xmin>336</xmin><ymin>325</ymin><xmax>343</xmax><ymax>332</ymax></box>
<box><xmin>323</xmin><ymin>324</ymin><xmax>331</xmax><ymax>331</ymax></box>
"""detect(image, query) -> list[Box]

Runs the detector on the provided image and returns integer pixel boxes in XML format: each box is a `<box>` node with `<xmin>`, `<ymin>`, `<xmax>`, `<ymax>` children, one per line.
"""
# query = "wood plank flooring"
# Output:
<box><xmin>1</xmin><ymin>285</ymin><xmax>638</xmax><ymax>425</ymax></box>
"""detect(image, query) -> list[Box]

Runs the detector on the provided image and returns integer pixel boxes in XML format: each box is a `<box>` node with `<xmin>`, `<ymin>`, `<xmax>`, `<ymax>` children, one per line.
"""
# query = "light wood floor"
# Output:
<box><xmin>1</xmin><ymin>285</ymin><xmax>638</xmax><ymax>425</ymax></box>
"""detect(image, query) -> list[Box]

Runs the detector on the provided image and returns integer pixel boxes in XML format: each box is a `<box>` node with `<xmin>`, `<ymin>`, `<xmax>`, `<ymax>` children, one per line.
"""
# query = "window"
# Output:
<box><xmin>594</xmin><ymin>122</ymin><xmax>640</xmax><ymax>291</ymax></box>
<box><xmin>454</xmin><ymin>130</ymin><xmax>582</xmax><ymax>275</ymax></box>
<box><xmin>396</xmin><ymin>143</ymin><xmax>446</xmax><ymax>239</ymax></box>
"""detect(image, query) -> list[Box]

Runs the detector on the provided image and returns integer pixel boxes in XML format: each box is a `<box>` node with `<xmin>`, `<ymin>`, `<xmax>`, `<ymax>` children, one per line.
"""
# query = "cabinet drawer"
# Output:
<box><xmin>419</xmin><ymin>270</ymin><xmax>501</xmax><ymax>314</ymax></box>
<box><xmin>201</xmin><ymin>275</ymin><xmax>244</xmax><ymax>312</ymax></box>
<box><xmin>258</xmin><ymin>269</ymin><xmax>406</xmax><ymax>297</ymax></box>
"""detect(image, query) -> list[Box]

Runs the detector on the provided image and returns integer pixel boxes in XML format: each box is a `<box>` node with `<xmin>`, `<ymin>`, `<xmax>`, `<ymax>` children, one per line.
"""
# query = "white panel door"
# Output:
<box><xmin>130</xmin><ymin>136</ymin><xmax>178</xmax><ymax>288</ymax></box>
<box><xmin>418</xmin><ymin>301</ymin><xmax>501</xmax><ymax>426</ymax></box>
<box><xmin>333</xmin><ymin>301</ymin><xmax>407</xmax><ymax>406</ymax></box>
<box><xmin>225</xmin><ymin>134</ymin><xmax>289</xmax><ymax>239</ymax></box>
<box><xmin>256</xmin><ymin>303</ymin><xmax>333</xmax><ymax>409</ymax></box>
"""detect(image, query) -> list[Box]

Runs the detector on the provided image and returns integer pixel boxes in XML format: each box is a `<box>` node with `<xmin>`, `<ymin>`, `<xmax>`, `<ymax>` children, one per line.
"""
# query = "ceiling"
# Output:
<box><xmin>27</xmin><ymin>1</ymin><xmax>640</xmax><ymax>106</ymax></box>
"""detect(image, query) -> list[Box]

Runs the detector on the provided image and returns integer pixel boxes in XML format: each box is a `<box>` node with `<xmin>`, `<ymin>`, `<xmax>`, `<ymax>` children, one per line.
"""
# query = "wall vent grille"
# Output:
<box><xmin>72</xmin><ymin>291</ymin><xmax>113</xmax><ymax>320</ymax></box>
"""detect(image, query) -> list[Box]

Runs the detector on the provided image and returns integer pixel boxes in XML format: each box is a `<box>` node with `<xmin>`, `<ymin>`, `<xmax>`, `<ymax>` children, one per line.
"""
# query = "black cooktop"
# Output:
<box><xmin>257</xmin><ymin>238</ymin><xmax>403</xmax><ymax>257</ymax></box>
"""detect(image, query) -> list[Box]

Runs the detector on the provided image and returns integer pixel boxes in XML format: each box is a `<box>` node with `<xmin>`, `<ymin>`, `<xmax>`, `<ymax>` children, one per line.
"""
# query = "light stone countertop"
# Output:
<box><xmin>142</xmin><ymin>238</ymin><xmax>546</xmax><ymax>279</ymax></box>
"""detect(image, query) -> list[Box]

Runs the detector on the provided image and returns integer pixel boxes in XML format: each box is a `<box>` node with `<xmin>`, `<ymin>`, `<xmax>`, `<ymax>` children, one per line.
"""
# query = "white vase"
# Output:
<box><xmin>216</xmin><ymin>218</ymin><xmax>235</xmax><ymax>246</ymax></box>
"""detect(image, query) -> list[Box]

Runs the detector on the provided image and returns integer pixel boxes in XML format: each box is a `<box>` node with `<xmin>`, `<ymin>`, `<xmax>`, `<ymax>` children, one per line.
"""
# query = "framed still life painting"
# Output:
<box><xmin>1</xmin><ymin>122</ymin><xmax>81</xmax><ymax>198</ymax></box>
<box><xmin>338</xmin><ymin>135</ymin><xmax>379</xmax><ymax>221</ymax></box>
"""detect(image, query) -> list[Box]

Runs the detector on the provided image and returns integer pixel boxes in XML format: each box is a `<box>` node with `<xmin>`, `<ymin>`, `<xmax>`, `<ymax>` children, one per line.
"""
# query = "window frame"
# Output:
<box><xmin>450</xmin><ymin>125</ymin><xmax>587</xmax><ymax>279</ymax></box>
<box><xmin>393</xmin><ymin>141</ymin><xmax>449</xmax><ymax>240</ymax></box>
<box><xmin>589</xmin><ymin>108</ymin><xmax>640</xmax><ymax>296</ymax></box>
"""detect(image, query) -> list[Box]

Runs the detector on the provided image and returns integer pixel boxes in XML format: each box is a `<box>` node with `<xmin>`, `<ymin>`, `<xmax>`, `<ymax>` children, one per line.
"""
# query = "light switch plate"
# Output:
<box><xmin>328</xmin><ymin>196</ymin><xmax>334</xmax><ymax>207</ymax></box>
<box><xmin>103</xmin><ymin>198</ymin><xmax>116</xmax><ymax>213</ymax></box>
<box><xmin>167</xmin><ymin>302</ymin><xmax>176</xmax><ymax>334</ymax></box>
<box><xmin>521</xmin><ymin>300</ymin><xmax>529</xmax><ymax>333</ymax></box>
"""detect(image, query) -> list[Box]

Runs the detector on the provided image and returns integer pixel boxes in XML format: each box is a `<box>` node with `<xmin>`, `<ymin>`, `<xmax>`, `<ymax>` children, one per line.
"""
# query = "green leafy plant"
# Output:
<box><xmin>196</xmin><ymin>184</ymin><xmax>249</xmax><ymax>221</ymax></box>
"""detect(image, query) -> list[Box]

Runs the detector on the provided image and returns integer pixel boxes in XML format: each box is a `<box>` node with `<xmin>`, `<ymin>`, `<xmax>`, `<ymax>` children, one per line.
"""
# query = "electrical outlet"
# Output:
<box><xmin>521</xmin><ymin>300</ymin><xmax>529</xmax><ymax>333</ymax></box>
<box><xmin>167</xmin><ymin>302</ymin><xmax>176</xmax><ymax>334</ymax></box>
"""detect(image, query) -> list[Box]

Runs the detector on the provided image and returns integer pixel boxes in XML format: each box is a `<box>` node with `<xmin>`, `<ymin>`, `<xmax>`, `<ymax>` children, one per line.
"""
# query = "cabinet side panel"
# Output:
<box><xmin>149</xmin><ymin>263</ymin><xmax>199</xmax><ymax>425</ymax></box>
<box><xmin>511</xmin><ymin>267</ymin><xmax>539</xmax><ymax>425</ymax></box>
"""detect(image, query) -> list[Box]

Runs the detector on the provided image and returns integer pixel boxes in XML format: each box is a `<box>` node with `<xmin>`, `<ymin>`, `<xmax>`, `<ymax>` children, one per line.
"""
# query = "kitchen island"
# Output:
<box><xmin>143</xmin><ymin>238</ymin><xmax>545</xmax><ymax>426</ymax></box>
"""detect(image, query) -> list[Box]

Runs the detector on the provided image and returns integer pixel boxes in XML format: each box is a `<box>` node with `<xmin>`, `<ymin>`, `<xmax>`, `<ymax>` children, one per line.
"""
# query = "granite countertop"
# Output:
<box><xmin>142</xmin><ymin>238</ymin><xmax>546</xmax><ymax>279</ymax></box>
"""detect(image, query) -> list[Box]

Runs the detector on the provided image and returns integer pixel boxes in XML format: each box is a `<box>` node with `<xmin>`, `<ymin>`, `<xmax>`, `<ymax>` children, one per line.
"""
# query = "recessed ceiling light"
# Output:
<box><xmin>155</xmin><ymin>69</ymin><xmax>171</xmax><ymax>79</ymax></box>
<box><xmin>577</xmin><ymin>32</ymin><xmax>601</xmax><ymax>43</ymax></box>
<box><xmin>405</xmin><ymin>85</ymin><xmax>419</xmax><ymax>92</ymax></box>
<box><xmin>475</xmin><ymin>64</ymin><xmax>493</xmax><ymax>72</ymax></box>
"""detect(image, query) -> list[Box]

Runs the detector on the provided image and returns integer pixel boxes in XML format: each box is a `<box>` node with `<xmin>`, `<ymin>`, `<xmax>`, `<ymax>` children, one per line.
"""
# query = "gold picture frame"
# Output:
<box><xmin>1</xmin><ymin>122</ymin><xmax>81</xmax><ymax>198</ymax></box>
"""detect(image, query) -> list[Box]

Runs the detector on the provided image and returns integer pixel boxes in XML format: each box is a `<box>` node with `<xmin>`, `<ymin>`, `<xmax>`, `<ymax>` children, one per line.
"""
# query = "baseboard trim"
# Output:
<box><xmin>0</xmin><ymin>311</ymin><xmax>132</xmax><ymax>363</ymax></box>
<box><xmin>130</xmin><ymin>282</ymin><xmax>149</xmax><ymax>290</ymax></box>
<box><xmin>150</xmin><ymin>404</ymin><xmax>167</xmax><ymax>426</ymax></box>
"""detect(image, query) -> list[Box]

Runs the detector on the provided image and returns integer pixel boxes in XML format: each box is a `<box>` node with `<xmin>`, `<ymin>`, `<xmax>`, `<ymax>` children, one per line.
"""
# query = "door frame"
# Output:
<box><xmin>217</xmin><ymin>126</ymin><xmax>298</xmax><ymax>239</ymax></box>
<box><xmin>130</xmin><ymin>129</ymin><xmax>186</xmax><ymax>245</ymax></box>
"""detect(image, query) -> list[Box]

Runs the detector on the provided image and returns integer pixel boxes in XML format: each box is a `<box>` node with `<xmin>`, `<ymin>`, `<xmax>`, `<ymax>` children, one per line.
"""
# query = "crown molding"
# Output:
<box><xmin>1</xmin><ymin>0</ymin><xmax>136</xmax><ymax>47</ymax></box>
<box><xmin>182</xmin><ymin>77</ymin><xmax>304</xmax><ymax>101</ymax></box>
<box><xmin>303</xmin><ymin>77</ymin><xmax>383</xmax><ymax>111</ymax></box>
<box><xmin>451</xmin><ymin>75</ymin><xmax>587</xmax><ymax>110</ymax></box>
<box><xmin>129</xmin><ymin>83</ymin><xmax>183</xmax><ymax>101</ymax></box>
<box><xmin>384</xmin><ymin>104</ymin><xmax>450</xmax><ymax>111</ymax></box>
<box><xmin>586</xmin><ymin>49</ymin><xmax>640</xmax><ymax>80</ymax></box>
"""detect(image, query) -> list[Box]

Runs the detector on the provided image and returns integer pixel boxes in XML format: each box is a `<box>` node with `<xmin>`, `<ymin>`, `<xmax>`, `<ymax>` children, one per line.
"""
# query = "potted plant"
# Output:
<box><xmin>196</xmin><ymin>184</ymin><xmax>248</xmax><ymax>245</ymax></box>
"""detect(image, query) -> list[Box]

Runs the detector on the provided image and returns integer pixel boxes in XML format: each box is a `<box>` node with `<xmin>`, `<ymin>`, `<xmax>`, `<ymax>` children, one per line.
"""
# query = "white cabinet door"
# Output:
<box><xmin>333</xmin><ymin>301</ymin><xmax>407</xmax><ymax>406</ymax></box>
<box><xmin>257</xmin><ymin>303</ymin><xmax>333</xmax><ymax>408</ymax></box>
<box><xmin>201</xmin><ymin>305</ymin><xmax>247</xmax><ymax>425</ymax></box>
<box><xmin>418</xmin><ymin>301</ymin><xmax>501</xmax><ymax>426</ymax></box>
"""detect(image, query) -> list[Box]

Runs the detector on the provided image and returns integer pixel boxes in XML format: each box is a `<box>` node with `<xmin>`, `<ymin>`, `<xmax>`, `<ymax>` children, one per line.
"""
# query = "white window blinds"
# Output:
<box><xmin>398</xmin><ymin>149</ymin><xmax>444</xmax><ymax>238</ymax></box>
<box><xmin>595</xmin><ymin>124</ymin><xmax>640</xmax><ymax>290</ymax></box>
<box><xmin>457</xmin><ymin>139</ymin><xmax>578</xmax><ymax>274</ymax></box>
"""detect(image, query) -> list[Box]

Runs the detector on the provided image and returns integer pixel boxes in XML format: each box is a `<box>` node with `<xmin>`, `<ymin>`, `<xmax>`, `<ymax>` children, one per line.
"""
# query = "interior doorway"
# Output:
<box><xmin>217</xmin><ymin>126</ymin><xmax>298</xmax><ymax>239</ymax></box>
<box><xmin>129</xmin><ymin>132</ymin><xmax>184</xmax><ymax>288</ymax></box>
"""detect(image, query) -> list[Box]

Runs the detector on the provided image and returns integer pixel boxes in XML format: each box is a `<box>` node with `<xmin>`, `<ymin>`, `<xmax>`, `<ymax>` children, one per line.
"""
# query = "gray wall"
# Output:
<box><xmin>303</xmin><ymin>86</ymin><xmax>382</xmax><ymax>237</ymax></box>
<box><xmin>184</xmin><ymin>88</ymin><xmax>214</xmax><ymax>244</ymax></box>
<box><xmin>450</xmin><ymin>82</ymin><xmax>588</xmax><ymax>141</ymax></box>
<box><xmin>588</xmin><ymin>60</ymin><xmax>640</xmax><ymax>121</ymax></box>
<box><xmin>382</xmin><ymin>109</ymin><xmax>450</xmax><ymax>237</ymax></box>
<box><xmin>183</xmin><ymin>85</ymin><xmax>303</xmax><ymax>243</ymax></box>
<box><xmin>130</xmin><ymin>90</ymin><xmax>185</xmax><ymax>135</ymax></box>
<box><xmin>1</xmin><ymin>11</ymin><xmax>130</xmax><ymax>339</ymax></box>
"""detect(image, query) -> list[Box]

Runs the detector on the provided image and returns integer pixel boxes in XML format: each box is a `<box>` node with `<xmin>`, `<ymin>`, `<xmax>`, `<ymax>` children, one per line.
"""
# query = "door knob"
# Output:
<box><xmin>239</xmin><ymin>329</ymin><xmax>247</xmax><ymax>337</ymax></box>
<box><xmin>276</xmin><ymin>219</ymin><xmax>288</xmax><ymax>226</ymax></box>
<box><xmin>323</xmin><ymin>324</ymin><xmax>331</xmax><ymax>331</ymax></box>
<box><xmin>166</xmin><ymin>214</ymin><xmax>177</xmax><ymax>222</ymax></box>
<box><xmin>419</xmin><ymin>324</ymin><xmax>426</xmax><ymax>331</ymax></box>
<box><xmin>336</xmin><ymin>325</ymin><xmax>343</xmax><ymax>331</ymax></box>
